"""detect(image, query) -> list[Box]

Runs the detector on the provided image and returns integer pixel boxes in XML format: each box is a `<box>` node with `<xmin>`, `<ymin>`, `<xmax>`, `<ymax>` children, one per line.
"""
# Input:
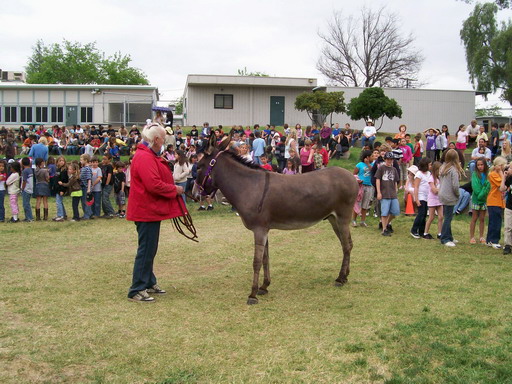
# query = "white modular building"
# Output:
<box><xmin>183</xmin><ymin>74</ymin><xmax>317</xmax><ymax>127</ymax></box>
<box><xmin>183</xmin><ymin>74</ymin><xmax>476</xmax><ymax>134</ymax></box>
<box><xmin>325</xmin><ymin>86</ymin><xmax>476</xmax><ymax>134</ymax></box>
<box><xmin>0</xmin><ymin>83</ymin><xmax>158</xmax><ymax>128</ymax></box>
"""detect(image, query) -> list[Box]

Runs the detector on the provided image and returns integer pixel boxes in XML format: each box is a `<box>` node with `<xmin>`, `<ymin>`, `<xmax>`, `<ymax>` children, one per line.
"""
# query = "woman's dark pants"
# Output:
<box><xmin>128</xmin><ymin>221</ymin><xmax>161</xmax><ymax>298</ymax></box>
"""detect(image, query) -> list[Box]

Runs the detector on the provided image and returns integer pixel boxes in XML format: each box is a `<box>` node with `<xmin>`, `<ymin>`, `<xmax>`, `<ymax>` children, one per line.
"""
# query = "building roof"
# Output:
<box><xmin>0</xmin><ymin>83</ymin><xmax>157</xmax><ymax>91</ymax></box>
<box><xmin>186</xmin><ymin>74</ymin><xmax>317</xmax><ymax>88</ymax></box>
<box><xmin>324</xmin><ymin>85</ymin><xmax>475</xmax><ymax>94</ymax></box>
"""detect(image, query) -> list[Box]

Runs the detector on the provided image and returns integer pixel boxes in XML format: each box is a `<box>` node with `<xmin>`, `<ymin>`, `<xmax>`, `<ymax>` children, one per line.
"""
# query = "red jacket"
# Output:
<box><xmin>127</xmin><ymin>143</ymin><xmax>187</xmax><ymax>222</ymax></box>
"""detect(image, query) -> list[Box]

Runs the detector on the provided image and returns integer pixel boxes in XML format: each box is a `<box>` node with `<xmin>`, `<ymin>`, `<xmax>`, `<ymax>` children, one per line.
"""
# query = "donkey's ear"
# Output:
<box><xmin>205</xmin><ymin>134</ymin><xmax>217</xmax><ymax>155</ymax></box>
<box><xmin>218</xmin><ymin>136</ymin><xmax>230</xmax><ymax>151</ymax></box>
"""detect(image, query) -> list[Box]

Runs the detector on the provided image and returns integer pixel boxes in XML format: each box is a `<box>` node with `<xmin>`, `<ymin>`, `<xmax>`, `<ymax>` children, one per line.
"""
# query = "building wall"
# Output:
<box><xmin>185</xmin><ymin>85</ymin><xmax>312</xmax><ymax>127</ymax></box>
<box><xmin>327</xmin><ymin>87</ymin><xmax>476</xmax><ymax>134</ymax></box>
<box><xmin>184</xmin><ymin>81</ymin><xmax>475</xmax><ymax>134</ymax></box>
<box><xmin>0</xmin><ymin>86</ymin><xmax>156</xmax><ymax>127</ymax></box>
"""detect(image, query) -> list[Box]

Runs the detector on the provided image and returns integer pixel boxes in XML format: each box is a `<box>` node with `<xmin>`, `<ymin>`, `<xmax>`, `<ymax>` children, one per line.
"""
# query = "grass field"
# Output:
<box><xmin>2</xmin><ymin>147</ymin><xmax>511</xmax><ymax>383</ymax></box>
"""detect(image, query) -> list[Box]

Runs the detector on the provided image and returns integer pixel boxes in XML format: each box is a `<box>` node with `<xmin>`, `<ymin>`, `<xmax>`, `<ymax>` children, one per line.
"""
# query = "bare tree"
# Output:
<box><xmin>317</xmin><ymin>7</ymin><xmax>424</xmax><ymax>87</ymax></box>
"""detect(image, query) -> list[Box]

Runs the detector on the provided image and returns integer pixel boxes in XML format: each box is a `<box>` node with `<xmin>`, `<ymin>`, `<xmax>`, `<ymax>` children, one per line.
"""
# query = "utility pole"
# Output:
<box><xmin>400</xmin><ymin>78</ymin><xmax>417</xmax><ymax>89</ymax></box>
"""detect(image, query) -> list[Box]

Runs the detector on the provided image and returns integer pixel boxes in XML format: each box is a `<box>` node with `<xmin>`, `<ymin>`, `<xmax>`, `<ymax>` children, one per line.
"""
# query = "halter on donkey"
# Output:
<box><xmin>196</xmin><ymin>135</ymin><xmax>359</xmax><ymax>304</ymax></box>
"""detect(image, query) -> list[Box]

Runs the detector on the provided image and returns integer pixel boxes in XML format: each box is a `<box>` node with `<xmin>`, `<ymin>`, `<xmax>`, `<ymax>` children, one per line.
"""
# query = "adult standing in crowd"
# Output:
<box><xmin>127</xmin><ymin>122</ymin><xmax>185</xmax><ymax>303</ymax></box>
<box><xmin>28</xmin><ymin>137</ymin><xmax>49</xmax><ymax>162</ymax></box>
<box><xmin>467</xmin><ymin>120</ymin><xmax>480</xmax><ymax>146</ymax></box>
<box><xmin>468</xmin><ymin>139</ymin><xmax>492</xmax><ymax>178</ymax></box>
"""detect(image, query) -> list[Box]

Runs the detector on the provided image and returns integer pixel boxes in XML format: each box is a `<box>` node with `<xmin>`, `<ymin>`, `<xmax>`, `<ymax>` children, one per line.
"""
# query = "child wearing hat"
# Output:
<box><xmin>375</xmin><ymin>151</ymin><xmax>400</xmax><ymax>236</ymax></box>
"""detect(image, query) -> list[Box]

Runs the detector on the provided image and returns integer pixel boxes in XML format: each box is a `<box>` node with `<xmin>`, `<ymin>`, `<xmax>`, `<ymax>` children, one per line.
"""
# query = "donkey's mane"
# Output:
<box><xmin>222</xmin><ymin>148</ymin><xmax>265</xmax><ymax>171</ymax></box>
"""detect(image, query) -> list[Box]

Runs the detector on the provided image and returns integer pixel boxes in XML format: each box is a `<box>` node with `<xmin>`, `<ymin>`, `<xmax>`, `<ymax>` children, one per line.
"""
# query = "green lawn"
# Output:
<box><xmin>1</xmin><ymin>172</ymin><xmax>511</xmax><ymax>383</ymax></box>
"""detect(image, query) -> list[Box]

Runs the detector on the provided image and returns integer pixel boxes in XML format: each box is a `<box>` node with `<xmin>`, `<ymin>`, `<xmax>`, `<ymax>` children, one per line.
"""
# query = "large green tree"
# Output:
<box><xmin>346</xmin><ymin>87</ymin><xmax>402</xmax><ymax>130</ymax></box>
<box><xmin>460</xmin><ymin>3</ymin><xmax>512</xmax><ymax>104</ymax></box>
<box><xmin>294</xmin><ymin>91</ymin><xmax>345</xmax><ymax>125</ymax></box>
<box><xmin>460</xmin><ymin>0</ymin><xmax>511</xmax><ymax>9</ymax></box>
<box><xmin>26</xmin><ymin>39</ymin><xmax>149</xmax><ymax>85</ymax></box>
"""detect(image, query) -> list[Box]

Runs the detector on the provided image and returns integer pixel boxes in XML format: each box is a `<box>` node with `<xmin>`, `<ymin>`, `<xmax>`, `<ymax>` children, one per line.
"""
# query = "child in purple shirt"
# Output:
<box><xmin>424</xmin><ymin>128</ymin><xmax>436</xmax><ymax>161</ymax></box>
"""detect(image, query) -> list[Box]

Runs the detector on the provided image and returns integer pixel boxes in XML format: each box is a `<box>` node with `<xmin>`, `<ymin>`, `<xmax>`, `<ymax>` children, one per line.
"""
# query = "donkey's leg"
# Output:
<box><xmin>248</xmin><ymin>229</ymin><xmax>268</xmax><ymax>305</ymax></box>
<box><xmin>328</xmin><ymin>216</ymin><xmax>353</xmax><ymax>286</ymax></box>
<box><xmin>258</xmin><ymin>239</ymin><xmax>270</xmax><ymax>295</ymax></box>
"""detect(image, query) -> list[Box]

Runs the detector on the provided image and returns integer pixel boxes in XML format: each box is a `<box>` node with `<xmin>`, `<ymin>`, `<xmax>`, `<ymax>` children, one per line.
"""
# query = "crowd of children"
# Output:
<box><xmin>0</xmin><ymin>152</ymin><xmax>130</xmax><ymax>223</ymax></box>
<box><xmin>349</xmin><ymin>121</ymin><xmax>512</xmax><ymax>253</ymax></box>
<box><xmin>2</xmin><ymin>120</ymin><xmax>512</xmax><ymax>254</ymax></box>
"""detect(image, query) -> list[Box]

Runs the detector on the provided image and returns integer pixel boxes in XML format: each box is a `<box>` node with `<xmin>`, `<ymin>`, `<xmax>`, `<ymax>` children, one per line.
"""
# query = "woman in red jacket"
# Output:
<box><xmin>127</xmin><ymin>122</ymin><xmax>186</xmax><ymax>303</ymax></box>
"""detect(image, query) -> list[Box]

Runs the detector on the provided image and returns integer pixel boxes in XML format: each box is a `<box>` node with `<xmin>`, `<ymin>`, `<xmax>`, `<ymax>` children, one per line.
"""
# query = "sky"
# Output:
<box><xmin>1</xmin><ymin>0</ymin><xmax>511</xmax><ymax>112</ymax></box>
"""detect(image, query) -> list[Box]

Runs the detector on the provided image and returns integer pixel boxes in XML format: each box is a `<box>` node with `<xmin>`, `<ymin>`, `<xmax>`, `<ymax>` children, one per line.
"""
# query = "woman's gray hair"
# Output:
<box><xmin>142</xmin><ymin>120</ymin><xmax>165</xmax><ymax>144</ymax></box>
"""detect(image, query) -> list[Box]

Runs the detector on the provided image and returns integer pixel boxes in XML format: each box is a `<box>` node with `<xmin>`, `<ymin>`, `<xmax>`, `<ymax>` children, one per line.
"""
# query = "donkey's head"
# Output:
<box><xmin>195</xmin><ymin>134</ymin><xmax>230</xmax><ymax>196</ymax></box>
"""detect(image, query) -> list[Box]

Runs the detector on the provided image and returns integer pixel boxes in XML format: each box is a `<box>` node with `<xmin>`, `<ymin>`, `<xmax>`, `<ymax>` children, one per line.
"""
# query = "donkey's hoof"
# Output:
<box><xmin>247</xmin><ymin>297</ymin><xmax>259</xmax><ymax>305</ymax></box>
<box><xmin>257</xmin><ymin>288</ymin><xmax>268</xmax><ymax>295</ymax></box>
<box><xmin>334</xmin><ymin>279</ymin><xmax>347</xmax><ymax>287</ymax></box>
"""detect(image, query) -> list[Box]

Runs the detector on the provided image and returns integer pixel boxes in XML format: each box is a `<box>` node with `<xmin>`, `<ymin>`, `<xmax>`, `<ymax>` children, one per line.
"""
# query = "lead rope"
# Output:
<box><xmin>172</xmin><ymin>198</ymin><xmax>199</xmax><ymax>242</ymax></box>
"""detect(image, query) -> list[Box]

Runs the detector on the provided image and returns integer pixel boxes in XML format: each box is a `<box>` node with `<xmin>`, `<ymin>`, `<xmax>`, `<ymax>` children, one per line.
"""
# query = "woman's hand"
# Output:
<box><xmin>58</xmin><ymin>181</ymin><xmax>62</xmax><ymax>185</ymax></box>
<box><xmin>176</xmin><ymin>186</ymin><xmax>184</xmax><ymax>195</ymax></box>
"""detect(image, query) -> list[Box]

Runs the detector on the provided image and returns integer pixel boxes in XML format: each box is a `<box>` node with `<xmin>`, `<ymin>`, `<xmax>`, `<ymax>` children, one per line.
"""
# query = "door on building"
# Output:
<box><xmin>66</xmin><ymin>106</ymin><xmax>78</xmax><ymax>126</ymax></box>
<box><xmin>270</xmin><ymin>96</ymin><xmax>285</xmax><ymax>126</ymax></box>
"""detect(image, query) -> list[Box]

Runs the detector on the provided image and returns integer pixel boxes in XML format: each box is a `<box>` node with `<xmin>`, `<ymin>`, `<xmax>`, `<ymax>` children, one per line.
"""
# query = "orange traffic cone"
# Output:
<box><xmin>405</xmin><ymin>194</ymin><xmax>415</xmax><ymax>216</ymax></box>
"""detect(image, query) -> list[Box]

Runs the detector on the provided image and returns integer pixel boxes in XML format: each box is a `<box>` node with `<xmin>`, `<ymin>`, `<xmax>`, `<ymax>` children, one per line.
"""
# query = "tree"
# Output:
<box><xmin>174</xmin><ymin>97</ymin><xmax>184</xmax><ymax>115</ymax></box>
<box><xmin>99</xmin><ymin>52</ymin><xmax>149</xmax><ymax>85</ymax></box>
<box><xmin>346</xmin><ymin>87</ymin><xmax>402</xmax><ymax>130</ymax></box>
<box><xmin>460</xmin><ymin>3</ymin><xmax>512</xmax><ymax>104</ymax></box>
<box><xmin>459</xmin><ymin>0</ymin><xmax>511</xmax><ymax>9</ymax></box>
<box><xmin>26</xmin><ymin>39</ymin><xmax>149</xmax><ymax>85</ymax></box>
<box><xmin>237</xmin><ymin>67</ymin><xmax>269</xmax><ymax>77</ymax></box>
<box><xmin>475</xmin><ymin>104</ymin><xmax>503</xmax><ymax>116</ymax></box>
<box><xmin>317</xmin><ymin>7</ymin><xmax>424</xmax><ymax>88</ymax></box>
<box><xmin>294</xmin><ymin>91</ymin><xmax>345</xmax><ymax>126</ymax></box>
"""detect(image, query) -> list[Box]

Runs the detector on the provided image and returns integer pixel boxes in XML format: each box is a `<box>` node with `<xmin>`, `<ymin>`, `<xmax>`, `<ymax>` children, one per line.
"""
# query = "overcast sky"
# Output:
<box><xmin>1</xmin><ymin>0</ymin><xmax>511</xmax><ymax>110</ymax></box>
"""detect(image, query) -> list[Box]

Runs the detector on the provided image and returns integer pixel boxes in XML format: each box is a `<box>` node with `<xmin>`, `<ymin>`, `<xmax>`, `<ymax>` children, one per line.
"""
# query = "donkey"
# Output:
<box><xmin>196</xmin><ymin>135</ymin><xmax>359</xmax><ymax>304</ymax></box>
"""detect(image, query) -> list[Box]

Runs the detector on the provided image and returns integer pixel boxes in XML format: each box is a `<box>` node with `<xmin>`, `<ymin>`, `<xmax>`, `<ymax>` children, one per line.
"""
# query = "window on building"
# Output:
<box><xmin>51</xmin><ymin>107</ymin><xmax>64</xmax><ymax>123</ymax></box>
<box><xmin>108</xmin><ymin>102</ymin><xmax>152</xmax><ymax>125</ymax></box>
<box><xmin>36</xmin><ymin>107</ymin><xmax>48</xmax><ymax>123</ymax></box>
<box><xmin>81</xmin><ymin>107</ymin><xmax>93</xmax><ymax>123</ymax></box>
<box><xmin>20</xmin><ymin>107</ymin><xmax>33</xmax><ymax>123</ymax></box>
<box><xmin>4</xmin><ymin>106</ymin><xmax>17</xmax><ymax>123</ymax></box>
<box><xmin>214</xmin><ymin>94</ymin><xmax>233</xmax><ymax>109</ymax></box>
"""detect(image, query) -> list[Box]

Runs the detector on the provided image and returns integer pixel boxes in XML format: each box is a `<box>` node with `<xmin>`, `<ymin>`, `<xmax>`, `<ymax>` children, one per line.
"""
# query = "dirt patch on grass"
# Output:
<box><xmin>1</xmin><ymin>357</ymin><xmax>91</xmax><ymax>383</ymax></box>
